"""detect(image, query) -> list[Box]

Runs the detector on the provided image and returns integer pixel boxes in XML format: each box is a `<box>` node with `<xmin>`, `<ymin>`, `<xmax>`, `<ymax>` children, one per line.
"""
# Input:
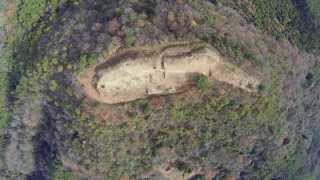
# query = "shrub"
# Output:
<box><xmin>124</xmin><ymin>29</ymin><xmax>136</xmax><ymax>47</ymax></box>
<box><xmin>196</xmin><ymin>74</ymin><xmax>209</xmax><ymax>90</ymax></box>
<box><xmin>49</xmin><ymin>80</ymin><xmax>58</xmax><ymax>92</ymax></box>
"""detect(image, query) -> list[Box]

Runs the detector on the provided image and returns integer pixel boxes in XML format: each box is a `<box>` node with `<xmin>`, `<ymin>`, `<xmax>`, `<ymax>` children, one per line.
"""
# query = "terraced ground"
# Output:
<box><xmin>79</xmin><ymin>41</ymin><xmax>260</xmax><ymax>104</ymax></box>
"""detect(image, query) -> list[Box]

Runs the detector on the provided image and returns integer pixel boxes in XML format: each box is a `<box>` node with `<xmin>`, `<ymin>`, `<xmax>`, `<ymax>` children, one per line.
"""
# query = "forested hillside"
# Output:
<box><xmin>0</xmin><ymin>0</ymin><xmax>320</xmax><ymax>179</ymax></box>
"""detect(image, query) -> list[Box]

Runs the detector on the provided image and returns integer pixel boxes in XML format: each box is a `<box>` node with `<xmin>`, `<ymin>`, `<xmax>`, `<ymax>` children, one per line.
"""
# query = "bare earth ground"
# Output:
<box><xmin>78</xmin><ymin>41</ymin><xmax>260</xmax><ymax>104</ymax></box>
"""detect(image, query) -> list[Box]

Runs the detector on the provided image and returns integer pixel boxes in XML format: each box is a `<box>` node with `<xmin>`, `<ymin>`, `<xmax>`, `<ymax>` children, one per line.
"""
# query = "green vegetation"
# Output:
<box><xmin>0</xmin><ymin>1</ymin><xmax>76</xmax><ymax>176</ymax></box>
<box><xmin>53</xmin><ymin>169</ymin><xmax>74</xmax><ymax>180</ymax></box>
<box><xmin>0</xmin><ymin>0</ymin><xmax>12</xmax><ymax>134</ymax></box>
<box><xmin>0</xmin><ymin>69</ymin><xmax>8</xmax><ymax>171</ymax></box>
<box><xmin>252</xmin><ymin>0</ymin><xmax>320</xmax><ymax>54</ymax></box>
<box><xmin>49</xmin><ymin>80</ymin><xmax>58</xmax><ymax>92</ymax></box>
<box><xmin>6</xmin><ymin>0</ymin><xmax>66</xmax><ymax>106</ymax></box>
<box><xmin>49</xmin><ymin>161</ymin><xmax>77</xmax><ymax>180</ymax></box>
<box><xmin>0</xmin><ymin>44</ymin><xmax>9</xmax><ymax>130</ymax></box>
<box><xmin>14</xmin><ymin>0</ymin><xmax>70</xmax><ymax>35</ymax></box>
<box><xmin>253</xmin><ymin>0</ymin><xmax>298</xmax><ymax>39</ymax></box>
<box><xmin>2</xmin><ymin>0</ymin><xmax>320</xmax><ymax>179</ymax></box>
<box><xmin>78</xmin><ymin>53</ymin><xmax>99</xmax><ymax>73</ymax></box>
<box><xmin>307</xmin><ymin>0</ymin><xmax>320</xmax><ymax>26</ymax></box>
<box><xmin>15</xmin><ymin>0</ymin><xmax>47</xmax><ymax>33</ymax></box>
<box><xmin>64</xmin><ymin>70</ymin><xmax>284</xmax><ymax>179</ymax></box>
<box><xmin>196</xmin><ymin>74</ymin><xmax>209</xmax><ymax>90</ymax></box>
<box><xmin>124</xmin><ymin>29</ymin><xmax>136</xmax><ymax>47</ymax></box>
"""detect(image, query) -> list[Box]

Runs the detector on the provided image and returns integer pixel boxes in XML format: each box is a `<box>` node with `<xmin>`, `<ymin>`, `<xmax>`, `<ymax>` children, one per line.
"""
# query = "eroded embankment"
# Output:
<box><xmin>78</xmin><ymin>41</ymin><xmax>261</xmax><ymax>104</ymax></box>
